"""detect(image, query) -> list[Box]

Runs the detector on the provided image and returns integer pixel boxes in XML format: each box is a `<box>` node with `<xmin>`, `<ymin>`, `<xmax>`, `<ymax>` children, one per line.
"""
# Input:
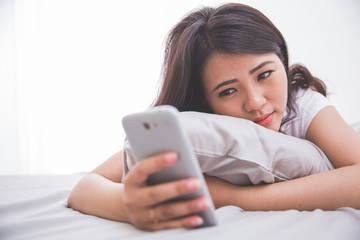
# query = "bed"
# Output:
<box><xmin>1</xmin><ymin>173</ymin><xmax>360</xmax><ymax>240</ymax></box>
<box><xmin>1</xmin><ymin>118</ymin><xmax>360</xmax><ymax>240</ymax></box>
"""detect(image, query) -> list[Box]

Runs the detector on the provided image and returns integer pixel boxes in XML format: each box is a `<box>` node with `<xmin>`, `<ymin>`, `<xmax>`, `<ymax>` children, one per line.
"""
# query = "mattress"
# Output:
<box><xmin>1</xmin><ymin>173</ymin><xmax>359</xmax><ymax>240</ymax></box>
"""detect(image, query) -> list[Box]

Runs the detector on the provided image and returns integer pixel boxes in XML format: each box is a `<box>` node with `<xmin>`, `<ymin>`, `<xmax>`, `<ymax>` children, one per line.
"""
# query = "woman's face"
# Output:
<box><xmin>202</xmin><ymin>52</ymin><xmax>288</xmax><ymax>132</ymax></box>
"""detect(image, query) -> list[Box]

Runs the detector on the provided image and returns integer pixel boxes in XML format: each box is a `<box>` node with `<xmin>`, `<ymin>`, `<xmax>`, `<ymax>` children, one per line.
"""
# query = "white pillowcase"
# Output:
<box><xmin>122</xmin><ymin>112</ymin><xmax>334</xmax><ymax>185</ymax></box>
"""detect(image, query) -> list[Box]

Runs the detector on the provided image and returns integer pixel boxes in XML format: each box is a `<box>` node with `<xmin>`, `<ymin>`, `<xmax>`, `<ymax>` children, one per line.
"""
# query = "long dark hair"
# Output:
<box><xmin>154</xmin><ymin>3</ymin><xmax>326</xmax><ymax>122</ymax></box>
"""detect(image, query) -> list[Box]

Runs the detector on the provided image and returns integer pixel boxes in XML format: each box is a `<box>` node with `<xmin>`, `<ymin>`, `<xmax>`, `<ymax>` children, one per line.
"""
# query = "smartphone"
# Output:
<box><xmin>122</xmin><ymin>105</ymin><xmax>217</xmax><ymax>228</ymax></box>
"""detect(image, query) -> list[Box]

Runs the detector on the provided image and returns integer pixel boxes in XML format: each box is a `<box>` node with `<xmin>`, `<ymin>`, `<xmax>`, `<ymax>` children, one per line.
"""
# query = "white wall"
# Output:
<box><xmin>1</xmin><ymin>0</ymin><xmax>359</xmax><ymax>174</ymax></box>
<box><xmin>0</xmin><ymin>0</ymin><xmax>20</xmax><ymax>173</ymax></box>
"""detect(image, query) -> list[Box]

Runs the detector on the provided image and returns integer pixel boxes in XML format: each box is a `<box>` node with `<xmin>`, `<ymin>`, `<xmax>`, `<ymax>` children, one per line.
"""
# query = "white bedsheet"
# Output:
<box><xmin>0</xmin><ymin>173</ymin><xmax>359</xmax><ymax>240</ymax></box>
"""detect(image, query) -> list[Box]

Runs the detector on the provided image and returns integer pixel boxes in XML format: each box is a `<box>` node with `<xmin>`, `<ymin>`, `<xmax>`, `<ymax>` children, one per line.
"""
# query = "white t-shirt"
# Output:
<box><xmin>280</xmin><ymin>88</ymin><xmax>331</xmax><ymax>139</ymax></box>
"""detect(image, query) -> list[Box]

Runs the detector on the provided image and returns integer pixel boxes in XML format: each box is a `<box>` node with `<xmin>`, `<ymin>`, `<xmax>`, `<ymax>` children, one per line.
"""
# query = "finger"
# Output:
<box><xmin>156</xmin><ymin>197</ymin><xmax>210</xmax><ymax>222</ymax></box>
<box><xmin>125</xmin><ymin>152</ymin><xmax>178</xmax><ymax>187</ymax></box>
<box><xmin>145</xmin><ymin>215</ymin><xmax>204</xmax><ymax>232</ymax></box>
<box><xmin>140</xmin><ymin>178</ymin><xmax>201</xmax><ymax>207</ymax></box>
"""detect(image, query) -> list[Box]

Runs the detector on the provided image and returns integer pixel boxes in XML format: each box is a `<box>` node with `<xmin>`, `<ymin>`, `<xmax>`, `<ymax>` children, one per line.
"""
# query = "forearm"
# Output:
<box><xmin>207</xmin><ymin>164</ymin><xmax>360</xmax><ymax>211</ymax></box>
<box><xmin>67</xmin><ymin>173</ymin><xmax>129</xmax><ymax>222</ymax></box>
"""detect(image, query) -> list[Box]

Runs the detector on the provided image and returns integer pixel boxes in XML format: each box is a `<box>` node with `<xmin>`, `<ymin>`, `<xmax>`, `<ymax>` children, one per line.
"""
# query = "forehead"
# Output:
<box><xmin>203</xmin><ymin>52</ymin><xmax>280</xmax><ymax>76</ymax></box>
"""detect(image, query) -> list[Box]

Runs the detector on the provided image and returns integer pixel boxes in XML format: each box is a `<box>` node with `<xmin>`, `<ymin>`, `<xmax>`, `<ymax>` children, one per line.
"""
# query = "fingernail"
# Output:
<box><xmin>196</xmin><ymin>197</ymin><xmax>210</xmax><ymax>210</ymax></box>
<box><xmin>164</xmin><ymin>152</ymin><xmax>177</xmax><ymax>164</ymax></box>
<box><xmin>189</xmin><ymin>216</ymin><xmax>204</xmax><ymax>227</ymax></box>
<box><xmin>186</xmin><ymin>179</ymin><xmax>200</xmax><ymax>191</ymax></box>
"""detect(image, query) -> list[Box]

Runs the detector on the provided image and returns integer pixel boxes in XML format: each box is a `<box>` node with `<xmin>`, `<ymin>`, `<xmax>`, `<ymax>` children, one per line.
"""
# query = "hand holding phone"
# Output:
<box><xmin>122</xmin><ymin>105</ymin><xmax>217</xmax><ymax>228</ymax></box>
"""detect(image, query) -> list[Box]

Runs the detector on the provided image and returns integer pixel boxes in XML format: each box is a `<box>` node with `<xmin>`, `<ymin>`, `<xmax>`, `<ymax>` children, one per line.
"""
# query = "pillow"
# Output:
<box><xmin>122</xmin><ymin>112</ymin><xmax>334</xmax><ymax>185</ymax></box>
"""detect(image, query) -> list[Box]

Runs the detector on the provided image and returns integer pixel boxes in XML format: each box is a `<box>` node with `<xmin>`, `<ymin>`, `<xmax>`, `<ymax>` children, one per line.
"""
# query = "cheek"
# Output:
<box><xmin>280</xmin><ymin>75</ymin><xmax>288</xmax><ymax>105</ymax></box>
<box><xmin>205</xmin><ymin>93</ymin><xmax>226</xmax><ymax>113</ymax></box>
<box><xmin>204</xmin><ymin>91</ymin><xmax>215</xmax><ymax>111</ymax></box>
<box><xmin>208</xmin><ymin>97</ymin><xmax>243</xmax><ymax>117</ymax></box>
<box><xmin>271</xmin><ymin>72</ymin><xmax>288</xmax><ymax>105</ymax></box>
<box><xmin>206</xmin><ymin>97</ymin><xmax>223</xmax><ymax>114</ymax></box>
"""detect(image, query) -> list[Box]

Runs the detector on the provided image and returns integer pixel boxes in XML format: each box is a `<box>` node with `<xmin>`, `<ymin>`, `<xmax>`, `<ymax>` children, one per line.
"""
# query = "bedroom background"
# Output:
<box><xmin>1</xmin><ymin>0</ymin><xmax>359</xmax><ymax>175</ymax></box>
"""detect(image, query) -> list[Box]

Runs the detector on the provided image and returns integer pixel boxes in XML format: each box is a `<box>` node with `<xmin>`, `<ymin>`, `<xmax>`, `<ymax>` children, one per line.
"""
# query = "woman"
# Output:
<box><xmin>68</xmin><ymin>3</ymin><xmax>360</xmax><ymax>231</ymax></box>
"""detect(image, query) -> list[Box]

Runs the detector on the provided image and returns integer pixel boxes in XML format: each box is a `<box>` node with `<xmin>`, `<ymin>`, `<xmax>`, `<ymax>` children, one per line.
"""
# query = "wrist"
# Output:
<box><xmin>205</xmin><ymin>175</ymin><xmax>238</xmax><ymax>208</ymax></box>
<box><xmin>116</xmin><ymin>184</ymin><xmax>132</xmax><ymax>223</ymax></box>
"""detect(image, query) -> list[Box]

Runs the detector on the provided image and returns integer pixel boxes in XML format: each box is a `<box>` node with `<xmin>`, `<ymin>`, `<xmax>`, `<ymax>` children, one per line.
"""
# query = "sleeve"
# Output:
<box><xmin>121</xmin><ymin>139</ymin><xmax>137</xmax><ymax>183</ymax></box>
<box><xmin>281</xmin><ymin>89</ymin><xmax>331</xmax><ymax>139</ymax></box>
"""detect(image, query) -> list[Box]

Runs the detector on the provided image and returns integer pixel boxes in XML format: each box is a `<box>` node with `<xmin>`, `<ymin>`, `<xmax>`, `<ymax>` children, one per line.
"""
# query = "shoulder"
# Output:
<box><xmin>306</xmin><ymin>106</ymin><xmax>360</xmax><ymax>168</ymax></box>
<box><xmin>281</xmin><ymin>88</ymin><xmax>330</xmax><ymax>139</ymax></box>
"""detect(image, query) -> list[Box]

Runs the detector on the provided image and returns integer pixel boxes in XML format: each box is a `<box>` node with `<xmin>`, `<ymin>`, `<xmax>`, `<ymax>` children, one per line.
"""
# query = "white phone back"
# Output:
<box><xmin>122</xmin><ymin>105</ymin><xmax>217</xmax><ymax>227</ymax></box>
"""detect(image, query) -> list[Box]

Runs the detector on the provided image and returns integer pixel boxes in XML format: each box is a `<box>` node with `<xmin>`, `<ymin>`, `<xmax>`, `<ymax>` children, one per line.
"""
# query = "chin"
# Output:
<box><xmin>267</xmin><ymin>121</ymin><xmax>281</xmax><ymax>132</ymax></box>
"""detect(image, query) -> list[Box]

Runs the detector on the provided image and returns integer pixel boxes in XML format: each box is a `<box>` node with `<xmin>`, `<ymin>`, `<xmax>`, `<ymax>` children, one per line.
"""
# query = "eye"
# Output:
<box><xmin>258</xmin><ymin>70</ymin><xmax>274</xmax><ymax>81</ymax></box>
<box><xmin>219</xmin><ymin>88</ymin><xmax>237</xmax><ymax>97</ymax></box>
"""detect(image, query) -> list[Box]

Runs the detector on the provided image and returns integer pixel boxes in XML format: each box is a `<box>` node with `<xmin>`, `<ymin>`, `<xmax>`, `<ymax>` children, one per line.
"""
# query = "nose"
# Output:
<box><xmin>243</xmin><ymin>86</ymin><xmax>266</xmax><ymax>112</ymax></box>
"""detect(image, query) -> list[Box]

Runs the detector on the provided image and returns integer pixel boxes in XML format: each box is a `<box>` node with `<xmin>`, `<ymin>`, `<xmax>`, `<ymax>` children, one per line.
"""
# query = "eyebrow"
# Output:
<box><xmin>211</xmin><ymin>79</ymin><xmax>238</xmax><ymax>93</ymax></box>
<box><xmin>249</xmin><ymin>61</ymin><xmax>274</xmax><ymax>75</ymax></box>
<box><xmin>211</xmin><ymin>60</ymin><xmax>275</xmax><ymax>93</ymax></box>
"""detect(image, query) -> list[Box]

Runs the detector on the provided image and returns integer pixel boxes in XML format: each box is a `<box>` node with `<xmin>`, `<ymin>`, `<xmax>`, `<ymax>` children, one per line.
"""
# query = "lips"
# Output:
<box><xmin>254</xmin><ymin>113</ymin><xmax>273</xmax><ymax>127</ymax></box>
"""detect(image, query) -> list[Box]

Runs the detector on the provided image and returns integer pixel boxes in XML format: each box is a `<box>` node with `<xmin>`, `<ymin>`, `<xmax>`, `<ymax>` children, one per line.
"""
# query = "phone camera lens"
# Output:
<box><xmin>143</xmin><ymin>122</ymin><xmax>151</xmax><ymax>130</ymax></box>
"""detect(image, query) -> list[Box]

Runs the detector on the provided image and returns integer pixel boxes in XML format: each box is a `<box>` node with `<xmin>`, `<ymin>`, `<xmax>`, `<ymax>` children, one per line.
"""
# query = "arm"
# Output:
<box><xmin>67</xmin><ymin>151</ymin><xmax>128</xmax><ymax>221</ymax></box>
<box><xmin>206</xmin><ymin>106</ymin><xmax>360</xmax><ymax>210</ymax></box>
<box><xmin>67</xmin><ymin>151</ymin><xmax>209</xmax><ymax>231</ymax></box>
